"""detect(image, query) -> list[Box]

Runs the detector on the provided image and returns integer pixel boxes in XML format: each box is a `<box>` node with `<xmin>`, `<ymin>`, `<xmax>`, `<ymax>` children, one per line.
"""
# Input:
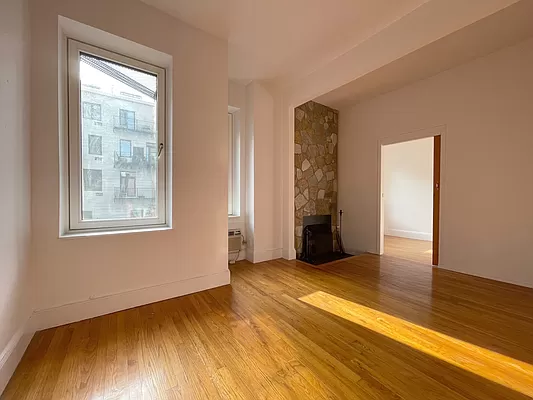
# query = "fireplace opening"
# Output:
<box><xmin>300</xmin><ymin>214</ymin><xmax>352</xmax><ymax>265</ymax></box>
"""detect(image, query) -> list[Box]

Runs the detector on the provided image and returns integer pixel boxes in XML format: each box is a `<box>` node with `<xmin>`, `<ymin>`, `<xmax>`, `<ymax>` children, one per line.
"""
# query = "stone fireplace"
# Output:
<box><xmin>294</xmin><ymin>101</ymin><xmax>338</xmax><ymax>256</ymax></box>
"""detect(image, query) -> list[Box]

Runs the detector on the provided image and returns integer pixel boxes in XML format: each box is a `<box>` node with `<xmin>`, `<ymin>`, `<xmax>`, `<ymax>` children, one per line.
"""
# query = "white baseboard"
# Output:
<box><xmin>246</xmin><ymin>248</ymin><xmax>283</xmax><ymax>264</ymax></box>
<box><xmin>28</xmin><ymin>270</ymin><xmax>231</xmax><ymax>332</ymax></box>
<box><xmin>385</xmin><ymin>229</ymin><xmax>432</xmax><ymax>241</ymax></box>
<box><xmin>0</xmin><ymin>325</ymin><xmax>34</xmax><ymax>395</ymax></box>
<box><xmin>345</xmin><ymin>247</ymin><xmax>366</xmax><ymax>256</ymax></box>
<box><xmin>282</xmin><ymin>247</ymin><xmax>296</xmax><ymax>260</ymax></box>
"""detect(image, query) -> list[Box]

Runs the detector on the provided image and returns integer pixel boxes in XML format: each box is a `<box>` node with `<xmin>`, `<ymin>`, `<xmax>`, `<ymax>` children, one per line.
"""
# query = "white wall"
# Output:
<box><xmin>0</xmin><ymin>0</ymin><xmax>32</xmax><ymax>392</ymax></box>
<box><xmin>279</xmin><ymin>0</ymin><xmax>519</xmax><ymax>260</ymax></box>
<box><xmin>252</xmin><ymin>83</ymin><xmax>278</xmax><ymax>262</ymax></box>
<box><xmin>383</xmin><ymin>138</ymin><xmax>433</xmax><ymax>241</ymax></box>
<box><xmin>245</xmin><ymin>83</ymin><xmax>256</xmax><ymax>260</ymax></box>
<box><xmin>29</xmin><ymin>0</ymin><xmax>229</xmax><ymax>330</ymax></box>
<box><xmin>339</xmin><ymin>37</ymin><xmax>533</xmax><ymax>288</ymax></box>
<box><xmin>244</xmin><ymin>82</ymin><xmax>282</xmax><ymax>263</ymax></box>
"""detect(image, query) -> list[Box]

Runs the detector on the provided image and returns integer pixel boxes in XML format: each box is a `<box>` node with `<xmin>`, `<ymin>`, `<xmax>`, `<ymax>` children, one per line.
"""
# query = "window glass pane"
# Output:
<box><xmin>228</xmin><ymin>113</ymin><xmax>233</xmax><ymax>215</ymax></box>
<box><xmin>88</xmin><ymin>135</ymin><xmax>102</xmax><ymax>155</ymax></box>
<box><xmin>119</xmin><ymin>109</ymin><xmax>136</xmax><ymax>130</ymax></box>
<box><xmin>120</xmin><ymin>139</ymin><xmax>132</xmax><ymax>157</ymax></box>
<box><xmin>91</xmin><ymin>104</ymin><xmax>101</xmax><ymax>120</ymax></box>
<box><xmin>79</xmin><ymin>52</ymin><xmax>158</xmax><ymax>222</ymax></box>
<box><xmin>82</xmin><ymin>102</ymin><xmax>101</xmax><ymax>120</ymax></box>
<box><xmin>83</xmin><ymin>169</ymin><xmax>102</xmax><ymax>191</ymax></box>
<box><xmin>147</xmin><ymin>143</ymin><xmax>157</xmax><ymax>167</ymax></box>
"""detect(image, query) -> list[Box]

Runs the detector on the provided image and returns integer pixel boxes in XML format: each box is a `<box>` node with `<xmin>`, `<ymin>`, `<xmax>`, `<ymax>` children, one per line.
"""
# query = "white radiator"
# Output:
<box><xmin>228</xmin><ymin>229</ymin><xmax>242</xmax><ymax>253</ymax></box>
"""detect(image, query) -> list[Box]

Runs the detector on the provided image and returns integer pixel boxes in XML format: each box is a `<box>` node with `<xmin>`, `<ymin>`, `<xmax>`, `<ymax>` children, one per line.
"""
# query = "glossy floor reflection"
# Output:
<box><xmin>300</xmin><ymin>290</ymin><xmax>533</xmax><ymax>397</ymax></box>
<box><xmin>384</xmin><ymin>235</ymin><xmax>432</xmax><ymax>264</ymax></box>
<box><xmin>3</xmin><ymin>254</ymin><xmax>533</xmax><ymax>399</ymax></box>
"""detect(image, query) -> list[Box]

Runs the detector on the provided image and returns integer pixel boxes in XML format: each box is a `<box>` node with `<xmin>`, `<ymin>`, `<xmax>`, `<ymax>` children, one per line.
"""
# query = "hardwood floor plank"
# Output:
<box><xmin>232</xmin><ymin>271</ymin><xmax>465</xmax><ymax>400</ymax></box>
<box><xmin>303</xmin><ymin>257</ymin><xmax>533</xmax><ymax>362</ymax></box>
<box><xmin>1</xmin><ymin>330</ymin><xmax>54</xmax><ymax>400</ymax></box>
<box><xmin>35</xmin><ymin>326</ymin><xmax>76</xmax><ymax>400</ymax></box>
<box><xmin>204</xmin><ymin>289</ymin><xmax>327</xmax><ymax>400</ymax></box>
<box><xmin>384</xmin><ymin>236</ymin><xmax>432</xmax><ymax>265</ymax></box>
<box><xmin>52</xmin><ymin>321</ymin><xmax>92</xmax><ymax>400</ymax></box>
<box><xmin>72</xmin><ymin>317</ymin><xmax>102</xmax><ymax>400</ymax></box>
<box><xmin>3</xmin><ymin>254</ymin><xmax>533</xmax><ymax>400</ymax></box>
<box><xmin>121</xmin><ymin>308</ymin><xmax>143</xmax><ymax>400</ymax></box>
<box><xmin>276</xmin><ymin>255</ymin><xmax>533</xmax><ymax>362</ymax></box>
<box><xmin>137</xmin><ymin>305</ymin><xmax>174</xmax><ymax>399</ymax></box>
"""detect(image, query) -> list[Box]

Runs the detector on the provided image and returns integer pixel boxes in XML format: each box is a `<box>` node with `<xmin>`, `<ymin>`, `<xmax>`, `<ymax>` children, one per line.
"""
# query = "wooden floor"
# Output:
<box><xmin>384</xmin><ymin>235</ymin><xmax>432</xmax><ymax>264</ymax></box>
<box><xmin>3</xmin><ymin>254</ymin><xmax>533</xmax><ymax>400</ymax></box>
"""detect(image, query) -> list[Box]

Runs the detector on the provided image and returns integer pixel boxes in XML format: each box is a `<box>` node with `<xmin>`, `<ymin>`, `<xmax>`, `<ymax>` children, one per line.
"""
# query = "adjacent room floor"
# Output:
<box><xmin>3</xmin><ymin>255</ymin><xmax>533</xmax><ymax>400</ymax></box>
<box><xmin>384</xmin><ymin>235</ymin><xmax>433</xmax><ymax>265</ymax></box>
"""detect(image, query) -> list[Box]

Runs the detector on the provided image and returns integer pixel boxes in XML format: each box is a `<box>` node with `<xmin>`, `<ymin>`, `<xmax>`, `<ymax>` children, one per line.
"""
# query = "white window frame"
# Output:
<box><xmin>65</xmin><ymin>39</ymin><xmax>169</xmax><ymax>233</ymax></box>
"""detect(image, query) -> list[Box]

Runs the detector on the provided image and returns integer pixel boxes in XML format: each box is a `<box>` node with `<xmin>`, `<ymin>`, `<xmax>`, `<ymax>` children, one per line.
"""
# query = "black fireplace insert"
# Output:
<box><xmin>300</xmin><ymin>214</ymin><xmax>352</xmax><ymax>265</ymax></box>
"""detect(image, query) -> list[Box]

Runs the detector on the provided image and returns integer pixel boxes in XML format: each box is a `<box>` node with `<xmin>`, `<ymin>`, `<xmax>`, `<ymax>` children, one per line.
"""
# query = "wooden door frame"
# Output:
<box><xmin>376</xmin><ymin>125</ymin><xmax>445</xmax><ymax>266</ymax></box>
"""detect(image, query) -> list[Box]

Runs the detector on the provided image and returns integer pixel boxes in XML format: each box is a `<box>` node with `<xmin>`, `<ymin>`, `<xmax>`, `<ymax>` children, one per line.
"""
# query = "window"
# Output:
<box><xmin>65</xmin><ymin>38</ymin><xmax>169</xmax><ymax>233</ymax></box>
<box><xmin>88</xmin><ymin>135</ymin><xmax>102</xmax><ymax>155</ymax></box>
<box><xmin>82</xmin><ymin>102</ymin><xmax>101</xmax><ymax>120</ymax></box>
<box><xmin>133</xmin><ymin>146</ymin><xmax>144</xmax><ymax>163</ymax></box>
<box><xmin>120</xmin><ymin>139</ymin><xmax>132</xmax><ymax>157</ymax></box>
<box><xmin>227</xmin><ymin>109</ymin><xmax>241</xmax><ymax>217</ymax></box>
<box><xmin>228</xmin><ymin>113</ymin><xmax>234</xmax><ymax>215</ymax></box>
<box><xmin>119</xmin><ymin>109</ymin><xmax>136</xmax><ymax>130</ymax></box>
<box><xmin>120</xmin><ymin>172</ymin><xmax>136</xmax><ymax>197</ymax></box>
<box><xmin>147</xmin><ymin>143</ymin><xmax>157</xmax><ymax>166</ymax></box>
<box><xmin>83</xmin><ymin>169</ymin><xmax>102</xmax><ymax>191</ymax></box>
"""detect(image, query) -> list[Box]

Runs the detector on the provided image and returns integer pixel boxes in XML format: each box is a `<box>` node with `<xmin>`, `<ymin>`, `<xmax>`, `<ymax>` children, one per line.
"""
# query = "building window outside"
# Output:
<box><xmin>65</xmin><ymin>38</ymin><xmax>169</xmax><ymax>233</ymax></box>
<box><xmin>83</xmin><ymin>169</ymin><xmax>103</xmax><ymax>192</ymax></box>
<box><xmin>120</xmin><ymin>139</ymin><xmax>132</xmax><ymax>157</ymax></box>
<box><xmin>147</xmin><ymin>143</ymin><xmax>157</xmax><ymax>166</ymax></box>
<box><xmin>119</xmin><ymin>109</ymin><xmax>136</xmax><ymax>130</ymax></box>
<box><xmin>133</xmin><ymin>146</ymin><xmax>144</xmax><ymax>163</ymax></box>
<box><xmin>120</xmin><ymin>171</ymin><xmax>136</xmax><ymax>197</ymax></box>
<box><xmin>88</xmin><ymin>135</ymin><xmax>102</xmax><ymax>155</ymax></box>
<box><xmin>82</xmin><ymin>102</ymin><xmax>101</xmax><ymax>120</ymax></box>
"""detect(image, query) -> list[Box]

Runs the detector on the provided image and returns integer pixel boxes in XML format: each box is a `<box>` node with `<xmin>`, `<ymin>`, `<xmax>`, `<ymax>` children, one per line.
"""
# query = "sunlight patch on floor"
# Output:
<box><xmin>299</xmin><ymin>291</ymin><xmax>533</xmax><ymax>397</ymax></box>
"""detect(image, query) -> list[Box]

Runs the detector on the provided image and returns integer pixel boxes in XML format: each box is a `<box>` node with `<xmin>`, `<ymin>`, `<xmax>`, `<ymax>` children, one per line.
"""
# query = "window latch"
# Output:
<box><xmin>157</xmin><ymin>143</ymin><xmax>164</xmax><ymax>159</ymax></box>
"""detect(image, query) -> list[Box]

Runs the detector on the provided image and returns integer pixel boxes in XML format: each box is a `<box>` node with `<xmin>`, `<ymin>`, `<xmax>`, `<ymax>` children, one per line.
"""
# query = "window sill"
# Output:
<box><xmin>60</xmin><ymin>225</ymin><xmax>172</xmax><ymax>239</ymax></box>
<box><xmin>229</xmin><ymin>215</ymin><xmax>244</xmax><ymax>223</ymax></box>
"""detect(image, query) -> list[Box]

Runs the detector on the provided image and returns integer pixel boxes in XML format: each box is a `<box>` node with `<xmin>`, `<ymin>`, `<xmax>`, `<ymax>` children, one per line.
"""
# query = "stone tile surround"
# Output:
<box><xmin>294</xmin><ymin>101</ymin><xmax>338</xmax><ymax>255</ymax></box>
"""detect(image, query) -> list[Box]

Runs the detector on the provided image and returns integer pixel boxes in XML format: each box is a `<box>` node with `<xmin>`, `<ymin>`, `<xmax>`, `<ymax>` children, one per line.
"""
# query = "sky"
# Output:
<box><xmin>80</xmin><ymin>54</ymin><xmax>157</xmax><ymax>105</ymax></box>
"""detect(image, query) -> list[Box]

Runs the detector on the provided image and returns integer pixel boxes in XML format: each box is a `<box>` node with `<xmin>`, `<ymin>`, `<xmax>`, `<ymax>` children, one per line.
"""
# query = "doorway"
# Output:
<box><xmin>378</xmin><ymin>129</ymin><xmax>442</xmax><ymax>266</ymax></box>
